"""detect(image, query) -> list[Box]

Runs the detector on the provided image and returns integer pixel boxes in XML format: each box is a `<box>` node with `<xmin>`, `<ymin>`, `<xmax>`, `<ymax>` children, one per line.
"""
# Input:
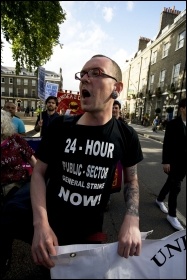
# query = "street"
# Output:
<box><xmin>2</xmin><ymin>116</ymin><xmax>186</xmax><ymax>279</ymax></box>
<box><xmin>103</xmin><ymin>134</ymin><xmax>186</xmax><ymax>244</ymax></box>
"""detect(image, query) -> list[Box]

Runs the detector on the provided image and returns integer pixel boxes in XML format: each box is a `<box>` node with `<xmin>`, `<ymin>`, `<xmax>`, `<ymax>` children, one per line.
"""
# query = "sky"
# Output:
<box><xmin>1</xmin><ymin>1</ymin><xmax>186</xmax><ymax>93</ymax></box>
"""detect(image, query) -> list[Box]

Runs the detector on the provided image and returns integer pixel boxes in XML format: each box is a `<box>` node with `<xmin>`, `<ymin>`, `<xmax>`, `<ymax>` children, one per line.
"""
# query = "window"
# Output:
<box><xmin>24</xmin><ymin>88</ymin><xmax>28</xmax><ymax>96</ymax></box>
<box><xmin>24</xmin><ymin>79</ymin><xmax>28</xmax><ymax>85</ymax></box>
<box><xmin>143</xmin><ymin>57</ymin><xmax>148</xmax><ymax>68</ymax></box>
<box><xmin>140</xmin><ymin>78</ymin><xmax>146</xmax><ymax>93</ymax></box>
<box><xmin>17</xmin><ymin>88</ymin><xmax>21</xmax><ymax>95</ymax></box>
<box><xmin>9</xmin><ymin>87</ymin><xmax>13</xmax><ymax>96</ymax></box>
<box><xmin>17</xmin><ymin>78</ymin><xmax>21</xmax><ymax>85</ymax></box>
<box><xmin>1</xmin><ymin>87</ymin><xmax>5</xmax><ymax>95</ymax></box>
<box><xmin>135</xmin><ymin>81</ymin><xmax>138</xmax><ymax>94</ymax></box>
<box><xmin>149</xmin><ymin>74</ymin><xmax>154</xmax><ymax>92</ymax></box>
<box><xmin>9</xmin><ymin>78</ymin><xmax>13</xmax><ymax>84</ymax></box>
<box><xmin>150</xmin><ymin>74</ymin><xmax>154</xmax><ymax>84</ymax></box>
<box><xmin>176</xmin><ymin>31</ymin><xmax>185</xmax><ymax>50</ymax></box>
<box><xmin>151</xmin><ymin>51</ymin><xmax>157</xmax><ymax>64</ymax></box>
<box><xmin>32</xmin><ymin>90</ymin><xmax>36</xmax><ymax>97</ymax></box>
<box><xmin>156</xmin><ymin>100</ymin><xmax>161</xmax><ymax>109</ymax></box>
<box><xmin>1</xmin><ymin>77</ymin><xmax>5</xmax><ymax>83</ymax></box>
<box><xmin>162</xmin><ymin>42</ymin><xmax>169</xmax><ymax>58</ymax></box>
<box><xmin>136</xmin><ymin>63</ymin><xmax>140</xmax><ymax>73</ymax></box>
<box><xmin>172</xmin><ymin>63</ymin><xmax>181</xmax><ymax>85</ymax></box>
<box><xmin>159</xmin><ymin>70</ymin><xmax>166</xmax><ymax>90</ymax></box>
<box><xmin>32</xmin><ymin>80</ymin><xmax>36</xmax><ymax>86</ymax></box>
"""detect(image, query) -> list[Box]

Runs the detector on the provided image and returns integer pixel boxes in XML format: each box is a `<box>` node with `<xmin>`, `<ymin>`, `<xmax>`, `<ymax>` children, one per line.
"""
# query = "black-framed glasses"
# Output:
<box><xmin>75</xmin><ymin>68</ymin><xmax>117</xmax><ymax>82</ymax></box>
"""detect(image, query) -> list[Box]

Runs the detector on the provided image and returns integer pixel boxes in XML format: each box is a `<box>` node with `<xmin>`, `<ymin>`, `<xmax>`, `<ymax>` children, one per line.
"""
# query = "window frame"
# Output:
<box><xmin>162</xmin><ymin>42</ymin><xmax>169</xmax><ymax>58</ymax></box>
<box><xmin>176</xmin><ymin>30</ymin><xmax>185</xmax><ymax>50</ymax></box>
<box><xmin>151</xmin><ymin>51</ymin><xmax>157</xmax><ymax>65</ymax></box>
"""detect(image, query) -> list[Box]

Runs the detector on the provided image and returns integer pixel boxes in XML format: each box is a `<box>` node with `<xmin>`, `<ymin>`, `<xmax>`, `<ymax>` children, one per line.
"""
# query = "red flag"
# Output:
<box><xmin>57</xmin><ymin>91</ymin><xmax>84</xmax><ymax>115</ymax></box>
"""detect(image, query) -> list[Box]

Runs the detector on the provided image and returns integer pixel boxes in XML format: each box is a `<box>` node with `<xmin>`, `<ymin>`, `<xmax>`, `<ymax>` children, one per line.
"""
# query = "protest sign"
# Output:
<box><xmin>45</xmin><ymin>82</ymin><xmax>59</xmax><ymax>99</ymax></box>
<box><xmin>38</xmin><ymin>66</ymin><xmax>45</xmax><ymax>100</ymax></box>
<box><xmin>50</xmin><ymin>229</ymin><xmax>186</xmax><ymax>279</ymax></box>
<box><xmin>57</xmin><ymin>91</ymin><xmax>84</xmax><ymax>115</ymax></box>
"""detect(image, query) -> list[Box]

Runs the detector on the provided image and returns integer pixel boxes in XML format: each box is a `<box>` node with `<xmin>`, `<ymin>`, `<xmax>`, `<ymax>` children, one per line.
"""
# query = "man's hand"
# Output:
<box><xmin>38</xmin><ymin>120</ymin><xmax>43</xmax><ymax>127</ymax></box>
<box><xmin>163</xmin><ymin>164</ymin><xmax>170</xmax><ymax>174</ymax></box>
<box><xmin>35</xmin><ymin>120</ymin><xmax>43</xmax><ymax>132</ymax></box>
<box><xmin>117</xmin><ymin>215</ymin><xmax>141</xmax><ymax>258</ymax></box>
<box><xmin>31</xmin><ymin>223</ymin><xmax>58</xmax><ymax>269</ymax></box>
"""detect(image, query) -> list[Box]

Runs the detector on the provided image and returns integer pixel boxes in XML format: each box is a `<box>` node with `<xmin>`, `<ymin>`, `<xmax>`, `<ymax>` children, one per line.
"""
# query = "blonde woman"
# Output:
<box><xmin>1</xmin><ymin>109</ymin><xmax>36</xmax><ymax>197</ymax></box>
<box><xmin>1</xmin><ymin>110</ymin><xmax>37</xmax><ymax>277</ymax></box>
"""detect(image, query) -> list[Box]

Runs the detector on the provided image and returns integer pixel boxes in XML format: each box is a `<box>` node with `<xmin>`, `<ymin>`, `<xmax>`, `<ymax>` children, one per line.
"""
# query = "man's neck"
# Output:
<box><xmin>47</xmin><ymin>110</ymin><xmax>56</xmax><ymax>115</ymax></box>
<box><xmin>181</xmin><ymin>114</ymin><xmax>186</xmax><ymax>122</ymax></box>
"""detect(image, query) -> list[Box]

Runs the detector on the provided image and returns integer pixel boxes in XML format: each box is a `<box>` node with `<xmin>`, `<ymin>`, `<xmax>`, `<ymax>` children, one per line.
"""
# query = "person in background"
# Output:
<box><xmin>34</xmin><ymin>96</ymin><xmax>59</xmax><ymax>137</ymax></box>
<box><xmin>36</xmin><ymin>106</ymin><xmax>42</xmax><ymax>117</ymax></box>
<box><xmin>156</xmin><ymin>98</ymin><xmax>186</xmax><ymax>231</ymax></box>
<box><xmin>31</xmin><ymin>107</ymin><xmax>34</xmax><ymax>117</ymax></box>
<box><xmin>0</xmin><ymin>110</ymin><xmax>37</xmax><ymax>276</ymax></box>
<box><xmin>24</xmin><ymin>106</ymin><xmax>30</xmax><ymax>117</ymax></box>
<box><xmin>30</xmin><ymin>54</ymin><xmax>143</xmax><ymax>270</ymax></box>
<box><xmin>106</xmin><ymin>99</ymin><xmax>128</xmax><ymax>210</ymax></box>
<box><xmin>112</xmin><ymin>100</ymin><xmax>127</xmax><ymax>123</ymax></box>
<box><xmin>4</xmin><ymin>102</ymin><xmax>26</xmax><ymax>136</ymax></box>
<box><xmin>152</xmin><ymin>115</ymin><xmax>159</xmax><ymax>133</ymax></box>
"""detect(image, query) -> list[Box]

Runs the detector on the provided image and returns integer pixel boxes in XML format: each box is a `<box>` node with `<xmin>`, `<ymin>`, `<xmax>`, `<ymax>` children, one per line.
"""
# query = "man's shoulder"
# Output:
<box><xmin>114</xmin><ymin>118</ymin><xmax>138</xmax><ymax>139</ymax></box>
<box><xmin>118</xmin><ymin>116</ymin><xmax>127</xmax><ymax>123</ymax></box>
<box><xmin>167</xmin><ymin>117</ymin><xmax>181</xmax><ymax>127</ymax></box>
<box><xmin>12</xmin><ymin>116</ymin><xmax>24</xmax><ymax>124</ymax></box>
<box><xmin>52</xmin><ymin>112</ymin><xmax>60</xmax><ymax>118</ymax></box>
<box><xmin>48</xmin><ymin>114</ymin><xmax>82</xmax><ymax>127</ymax></box>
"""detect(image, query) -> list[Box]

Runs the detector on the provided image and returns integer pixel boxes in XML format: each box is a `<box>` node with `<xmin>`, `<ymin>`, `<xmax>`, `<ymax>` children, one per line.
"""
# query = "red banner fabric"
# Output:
<box><xmin>57</xmin><ymin>91</ymin><xmax>84</xmax><ymax>115</ymax></box>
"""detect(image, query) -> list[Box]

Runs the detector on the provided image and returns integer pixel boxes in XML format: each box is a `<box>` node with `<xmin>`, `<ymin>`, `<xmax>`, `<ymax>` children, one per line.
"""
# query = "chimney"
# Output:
<box><xmin>138</xmin><ymin>36</ymin><xmax>151</xmax><ymax>51</ymax></box>
<box><xmin>159</xmin><ymin>6</ymin><xmax>181</xmax><ymax>32</ymax></box>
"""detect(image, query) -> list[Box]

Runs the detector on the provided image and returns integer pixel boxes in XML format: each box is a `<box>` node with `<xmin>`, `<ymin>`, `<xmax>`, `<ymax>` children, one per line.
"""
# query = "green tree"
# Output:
<box><xmin>1</xmin><ymin>1</ymin><xmax>66</xmax><ymax>73</ymax></box>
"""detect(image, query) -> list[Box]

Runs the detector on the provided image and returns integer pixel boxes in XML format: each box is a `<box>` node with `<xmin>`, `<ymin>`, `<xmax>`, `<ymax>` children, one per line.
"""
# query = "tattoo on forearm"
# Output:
<box><xmin>123</xmin><ymin>182</ymin><xmax>139</xmax><ymax>216</ymax></box>
<box><xmin>128</xmin><ymin>165</ymin><xmax>137</xmax><ymax>177</ymax></box>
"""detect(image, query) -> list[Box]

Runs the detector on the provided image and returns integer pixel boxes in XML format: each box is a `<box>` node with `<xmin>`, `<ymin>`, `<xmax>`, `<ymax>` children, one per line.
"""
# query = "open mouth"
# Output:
<box><xmin>82</xmin><ymin>89</ymin><xmax>91</xmax><ymax>98</ymax></box>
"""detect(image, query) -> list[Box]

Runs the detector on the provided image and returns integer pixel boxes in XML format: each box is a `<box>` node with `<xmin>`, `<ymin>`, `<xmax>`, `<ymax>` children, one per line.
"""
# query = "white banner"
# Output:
<box><xmin>50</xmin><ymin>229</ymin><xmax>186</xmax><ymax>279</ymax></box>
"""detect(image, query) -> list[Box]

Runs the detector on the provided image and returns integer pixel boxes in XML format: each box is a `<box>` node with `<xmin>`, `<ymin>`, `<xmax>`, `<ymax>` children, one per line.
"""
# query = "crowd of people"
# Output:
<box><xmin>0</xmin><ymin>54</ymin><xmax>186</xmax><ymax>279</ymax></box>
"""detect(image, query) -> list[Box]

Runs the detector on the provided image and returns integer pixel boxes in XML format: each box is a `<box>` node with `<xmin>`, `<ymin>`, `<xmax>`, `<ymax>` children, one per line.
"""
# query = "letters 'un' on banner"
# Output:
<box><xmin>50</xmin><ymin>229</ymin><xmax>186</xmax><ymax>279</ymax></box>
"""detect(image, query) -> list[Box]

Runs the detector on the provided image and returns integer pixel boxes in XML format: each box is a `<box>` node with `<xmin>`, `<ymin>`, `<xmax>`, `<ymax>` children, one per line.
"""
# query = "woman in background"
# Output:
<box><xmin>1</xmin><ymin>110</ymin><xmax>37</xmax><ymax>277</ymax></box>
<box><xmin>1</xmin><ymin>109</ymin><xmax>36</xmax><ymax>198</ymax></box>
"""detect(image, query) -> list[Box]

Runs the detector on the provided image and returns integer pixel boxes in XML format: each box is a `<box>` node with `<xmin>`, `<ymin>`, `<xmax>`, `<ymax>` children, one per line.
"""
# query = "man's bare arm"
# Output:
<box><xmin>117</xmin><ymin>164</ymin><xmax>141</xmax><ymax>258</ymax></box>
<box><xmin>123</xmin><ymin>165</ymin><xmax>139</xmax><ymax>216</ymax></box>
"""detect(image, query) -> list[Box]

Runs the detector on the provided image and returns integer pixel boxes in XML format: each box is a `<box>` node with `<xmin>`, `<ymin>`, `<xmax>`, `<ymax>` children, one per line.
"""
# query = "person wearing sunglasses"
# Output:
<box><xmin>1</xmin><ymin>55</ymin><xmax>143</xmax><ymax>276</ymax></box>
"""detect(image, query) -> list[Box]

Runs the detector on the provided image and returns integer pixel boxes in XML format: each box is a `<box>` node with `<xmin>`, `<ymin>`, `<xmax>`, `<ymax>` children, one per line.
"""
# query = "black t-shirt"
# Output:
<box><xmin>35</xmin><ymin>111</ymin><xmax>59</xmax><ymax>137</ymax></box>
<box><xmin>36</xmin><ymin>115</ymin><xmax>143</xmax><ymax>244</ymax></box>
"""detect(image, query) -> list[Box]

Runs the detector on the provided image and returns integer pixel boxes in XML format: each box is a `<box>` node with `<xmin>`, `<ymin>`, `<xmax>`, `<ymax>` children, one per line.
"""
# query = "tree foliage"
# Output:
<box><xmin>1</xmin><ymin>1</ymin><xmax>66</xmax><ymax>73</ymax></box>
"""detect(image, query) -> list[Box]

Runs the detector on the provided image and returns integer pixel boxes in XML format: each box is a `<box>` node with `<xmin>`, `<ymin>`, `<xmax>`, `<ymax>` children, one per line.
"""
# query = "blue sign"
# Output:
<box><xmin>38</xmin><ymin>66</ymin><xmax>45</xmax><ymax>100</ymax></box>
<box><xmin>45</xmin><ymin>82</ymin><xmax>59</xmax><ymax>99</ymax></box>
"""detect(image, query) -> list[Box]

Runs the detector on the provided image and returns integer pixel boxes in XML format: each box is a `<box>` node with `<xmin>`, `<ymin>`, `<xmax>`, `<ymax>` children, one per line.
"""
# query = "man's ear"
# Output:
<box><xmin>115</xmin><ymin>82</ymin><xmax>123</xmax><ymax>96</ymax></box>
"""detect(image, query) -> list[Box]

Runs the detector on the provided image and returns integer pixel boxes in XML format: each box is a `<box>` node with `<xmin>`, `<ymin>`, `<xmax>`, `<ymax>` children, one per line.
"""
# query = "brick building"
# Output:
<box><xmin>121</xmin><ymin>6</ymin><xmax>186</xmax><ymax>124</ymax></box>
<box><xmin>1</xmin><ymin>66</ymin><xmax>62</xmax><ymax>111</ymax></box>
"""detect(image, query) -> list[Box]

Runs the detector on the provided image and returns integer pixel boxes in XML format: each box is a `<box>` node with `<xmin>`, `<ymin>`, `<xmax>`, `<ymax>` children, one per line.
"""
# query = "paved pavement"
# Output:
<box><xmin>128</xmin><ymin>123</ymin><xmax>165</xmax><ymax>143</ymax></box>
